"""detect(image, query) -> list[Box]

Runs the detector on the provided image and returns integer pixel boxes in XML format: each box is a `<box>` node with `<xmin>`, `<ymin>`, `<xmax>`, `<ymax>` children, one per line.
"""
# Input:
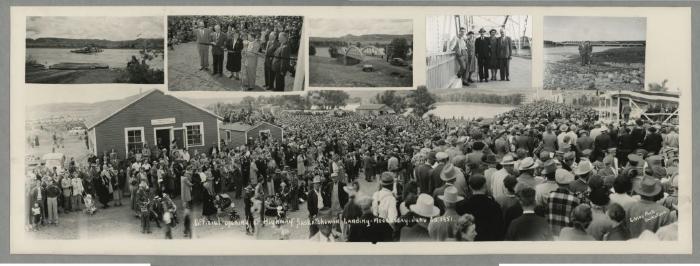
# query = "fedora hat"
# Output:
<box><xmin>311</xmin><ymin>175</ymin><xmax>323</xmax><ymax>184</ymax></box>
<box><xmin>581</xmin><ymin>149</ymin><xmax>593</xmax><ymax>157</ymax></box>
<box><xmin>573</xmin><ymin>160</ymin><xmax>594</xmax><ymax>176</ymax></box>
<box><xmin>555</xmin><ymin>169</ymin><xmax>575</xmax><ymax>185</ymax></box>
<box><xmin>634</xmin><ymin>177</ymin><xmax>662</xmax><ymax>197</ymax></box>
<box><xmin>500</xmin><ymin>154</ymin><xmax>516</xmax><ymax>165</ymax></box>
<box><xmin>440</xmin><ymin>163</ymin><xmax>459</xmax><ymax>181</ymax></box>
<box><xmin>482</xmin><ymin>154</ymin><xmax>498</xmax><ymax>164</ymax></box>
<box><xmin>410</xmin><ymin>194</ymin><xmax>440</xmax><ymax>218</ymax></box>
<box><xmin>478</xmin><ymin>28</ymin><xmax>486</xmax><ymax>33</ymax></box>
<box><xmin>541</xmin><ymin>159</ymin><xmax>557</xmax><ymax>175</ymax></box>
<box><xmin>518</xmin><ymin>157</ymin><xmax>537</xmax><ymax>171</ymax></box>
<box><xmin>435</xmin><ymin>152</ymin><xmax>449</xmax><ymax>161</ymax></box>
<box><xmin>380</xmin><ymin>172</ymin><xmax>395</xmax><ymax>186</ymax></box>
<box><xmin>438</xmin><ymin>186</ymin><xmax>464</xmax><ymax>203</ymax></box>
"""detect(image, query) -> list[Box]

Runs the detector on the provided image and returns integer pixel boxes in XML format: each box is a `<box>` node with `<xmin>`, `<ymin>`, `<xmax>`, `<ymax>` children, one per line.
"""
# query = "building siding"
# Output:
<box><xmin>93</xmin><ymin>92</ymin><xmax>219</xmax><ymax>159</ymax></box>
<box><xmin>247</xmin><ymin>123</ymin><xmax>283</xmax><ymax>141</ymax></box>
<box><xmin>220</xmin><ymin>130</ymin><xmax>247</xmax><ymax>149</ymax></box>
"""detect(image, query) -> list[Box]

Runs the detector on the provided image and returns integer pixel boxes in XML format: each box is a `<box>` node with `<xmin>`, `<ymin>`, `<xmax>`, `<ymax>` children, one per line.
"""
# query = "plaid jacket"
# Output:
<box><xmin>546</xmin><ymin>188</ymin><xmax>580</xmax><ymax>229</ymax></box>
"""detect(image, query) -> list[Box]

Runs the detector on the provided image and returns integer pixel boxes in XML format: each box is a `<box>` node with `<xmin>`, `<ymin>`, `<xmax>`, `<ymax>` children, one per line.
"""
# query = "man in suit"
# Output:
<box><xmin>264</xmin><ymin>32</ymin><xmax>279</xmax><ymax>90</ymax></box>
<box><xmin>325</xmin><ymin>173</ymin><xmax>348</xmax><ymax>217</ymax></box>
<box><xmin>272</xmin><ymin>32</ymin><xmax>292</xmax><ymax>92</ymax></box>
<box><xmin>430</xmin><ymin>152</ymin><xmax>449</xmax><ymax>194</ymax></box>
<box><xmin>496</xmin><ymin>28</ymin><xmax>513</xmax><ymax>81</ymax></box>
<box><xmin>474</xmin><ymin>28</ymin><xmax>491</xmax><ymax>82</ymax></box>
<box><xmin>414</xmin><ymin>153</ymin><xmax>433</xmax><ymax>195</ymax></box>
<box><xmin>193</xmin><ymin>20</ymin><xmax>212</xmax><ymax>71</ymax></box>
<box><xmin>209</xmin><ymin>24</ymin><xmax>226</xmax><ymax>77</ymax></box>
<box><xmin>307</xmin><ymin>175</ymin><xmax>327</xmax><ymax>237</ymax></box>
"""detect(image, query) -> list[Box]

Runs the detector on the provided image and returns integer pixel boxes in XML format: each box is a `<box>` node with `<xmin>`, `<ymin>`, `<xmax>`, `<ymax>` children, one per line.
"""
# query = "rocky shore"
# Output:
<box><xmin>544</xmin><ymin>47</ymin><xmax>645</xmax><ymax>90</ymax></box>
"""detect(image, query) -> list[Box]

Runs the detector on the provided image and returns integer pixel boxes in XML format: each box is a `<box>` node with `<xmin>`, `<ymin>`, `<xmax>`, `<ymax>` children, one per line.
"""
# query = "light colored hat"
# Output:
<box><xmin>555</xmin><ymin>169</ymin><xmax>575</xmax><ymax>184</ymax></box>
<box><xmin>560</xmin><ymin>125</ymin><xmax>569</xmax><ymax>132</ymax></box>
<box><xmin>311</xmin><ymin>175</ymin><xmax>323</xmax><ymax>184</ymax></box>
<box><xmin>440</xmin><ymin>164</ymin><xmax>459</xmax><ymax>181</ymax></box>
<box><xmin>573</xmin><ymin>160</ymin><xmax>594</xmax><ymax>176</ymax></box>
<box><xmin>500</xmin><ymin>154</ymin><xmax>516</xmax><ymax>165</ymax></box>
<box><xmin>541</xmin><ymin>159</ymin><xmax>557</xmax><ymax>175</ymax></box>
<box><xmin>342</xmin><ymin>184</ymin><xmax>357</xmax><ymax>194</ymax></box>
<box><xmin>435</xmin><ymin>152</ymin><xmax>449</xmax><ymax>161</ymax></box>
<box><xmin>518</xmin><ymin>157</ymin><xmax>537</xmax><ymax>171</ymax></box>
<box><xmin>410</xmin><ymin>194</ymin><xmax>440</xmax><ymax>218</ymax></box>
<box><xmin>380</xmin><ymin>172</ymin><xmax>395</xmax><ymax>186</ymax></box>
<box><xmin>438</xmin><ymin>186</ymin><xmax>464</xmax><ymax>203</ymax></box>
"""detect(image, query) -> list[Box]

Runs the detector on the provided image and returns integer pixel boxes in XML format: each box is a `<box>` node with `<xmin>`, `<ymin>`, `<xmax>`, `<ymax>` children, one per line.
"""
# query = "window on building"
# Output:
<box><xmin>125</xmin><ymin>128</ymin><xmax>144</xmax><ymax>154</ymax></box>
<box><xmin>185</xmin><ymin>123</ymin><xmax>204</xmax><ymax>147</ymax></box>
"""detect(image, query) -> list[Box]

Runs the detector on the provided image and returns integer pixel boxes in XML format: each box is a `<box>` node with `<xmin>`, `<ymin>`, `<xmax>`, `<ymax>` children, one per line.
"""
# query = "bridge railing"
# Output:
<box><xmin>426</xmin><ymin>51</ymin><xmax>458</xmax><ymax>89</ymax></box>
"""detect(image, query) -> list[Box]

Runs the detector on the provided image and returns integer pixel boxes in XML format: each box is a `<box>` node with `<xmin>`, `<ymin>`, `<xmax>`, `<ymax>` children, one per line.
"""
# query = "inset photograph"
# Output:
<box><xmin>25</xmin><ymin>16</ymin><xmax>165</xmax><ymax>84</ymax></box>
<box><xmin>426</xmin><ymin>15</ymin><xmax>532</xmax><ymax>90</ymax></box>
<box><xmin>167</xmin><ymin>16</ymin><xmax>304</xmax><ymax>92</ymax></box>
<box><xmin>544</xmin><ymin>16</ymin><xmax>646</xmax><ymax>90</ymax></box>
<box><xmin>308</xmin><ymin>18</ymin><xmax>413</xmax><ymax>88</ymax></box>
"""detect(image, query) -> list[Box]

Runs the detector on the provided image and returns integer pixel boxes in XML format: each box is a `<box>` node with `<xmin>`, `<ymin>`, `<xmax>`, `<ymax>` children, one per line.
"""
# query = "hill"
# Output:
<box><xmin>26</xmin><ymin>37</ymin><xmax>165</xmax><ymax>49</ymax></box>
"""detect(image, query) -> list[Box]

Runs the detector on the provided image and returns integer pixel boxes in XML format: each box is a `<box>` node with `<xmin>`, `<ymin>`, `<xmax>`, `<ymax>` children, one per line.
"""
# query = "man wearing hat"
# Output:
<box><xmin>456</xmin><ymin>173</ymin><xmax>505</xmax><ymax>241</ymax></box>
<box><xmin>474</xmin><ymin>27</ymin><xmax>491</xmax><ymax>82</ymax></box>
<box><xmin>491</xmin><ymin>154</ymin><xmax>517</xmax><ymax>200</ymax></box>
<box><xmin>307</xmin><ymin>175</ymin><xmax>327</xmax><ymax>237</ymax></box>
<box><xmin>514</xmin><ymin>157</ymin><xmax>543</xmax><ymax>194</ymax></box>
<box><xmin>325</xmin><ymin>172</ymin><xmax>348</xmax><ymax>219</ymax></box>
<box><xmin>400</xmin><ymin>194</ymin><xmax>440</xmax><ymax>242</ymax></box>
<box><xmin>535</xmin><ymin>159</ymin><xmax>559</xmax><ymax>207</ymax></box>
<box><xmin>428</xmin><ymin>186</ymin><xmax>464</xmax><ymax>241</ymax></box>
<box><xmin>642</xmin><ymin>126</ymin><xmax>663</xmax><ymax>155</ymax></box>
<box><xmin>430</xmin><ymin>152</ymin><xmax>449</xmax><ymax>193</ymax></box>
<box><xmin>347</xmin><ymin>196</ymin><xmax>393</xmax><ymax>243</ymax></box>
<box><xmin>626</xmin><ymin>177</ymin><xmax>674</xmax><ymax>238</ymax></box>
<box><xmin>414</xmin><ymin>152</ymin><xmax>433</xmax><ymax>195</ymax></box>
<box><xmin>372</xmin><ymin>172</ymin><xmax>399</xmax><ymax>228</ymax></box>
<box><xmin>546</xmin><ymin>169</ymin><xmax>580</xmax><ymax>236</ymax></box>
<box><xmin>570</xmin><ymin>160</ymin><xmax>595</xmax><ymax>197</ymax></box>
<box><xmin>576</xmin><ymin>130</ymin><xmax>594</xmax><ymax>153</ymax></box>
<box><xmin>432</xmin><ymin>163</ymin><xmax>465</xmax><ymax>214</ymax></box>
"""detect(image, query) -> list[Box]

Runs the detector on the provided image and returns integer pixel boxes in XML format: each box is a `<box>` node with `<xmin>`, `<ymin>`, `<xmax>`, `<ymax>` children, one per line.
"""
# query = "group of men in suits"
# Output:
<box><xmin>474</xmin><ymin>27</ymin><xmax>513</xmax><ymax>82</ymax></box>
<box><xmin>193</xmin><ymin>20</ymin><xmax>294</xmax><ymax>91</ymax></box>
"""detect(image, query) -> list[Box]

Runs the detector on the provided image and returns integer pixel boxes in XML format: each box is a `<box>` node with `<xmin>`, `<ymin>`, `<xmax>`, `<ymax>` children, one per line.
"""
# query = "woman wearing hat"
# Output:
<box><xmin>399</xmin><ymin>194</ymin><xmax>440</xmax><ymax>242</ymax></box>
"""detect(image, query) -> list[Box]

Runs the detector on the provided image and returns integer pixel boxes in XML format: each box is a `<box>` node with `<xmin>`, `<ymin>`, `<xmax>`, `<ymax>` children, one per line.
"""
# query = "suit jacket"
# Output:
<box><xmin>210</xmin><ymin>31</ymin><xmax>227</xmax><ymax>55</ymax></box>
<box><xmin>496</xmin><ymin>36</ymin><xmax>512</xmax><ymax>59</ymax></box>
<box><xmin>324</xmin><ymin>181</ymin><xmax>349</xmax><ymax>208</ymax></box>
<box><xmin>307</xmin><ymin>189</ymin><xmax>328</xmax><ymax>217</ymax></box>
<box><xmin>194</xmin><ymin>28</ymin><xmax>212</xmax><ymax>45</ymax></box>
<box><xmin>227</xmin><ymin>37</ymin><xmax>244</xmax><ymax>55</ymax></box>
<box><xmin>505</xmin><ymin>213</ymin><xmax>553</xmax><ymax>241</ymax></box>
<box><xmin>264</xmin><ymin>40</ymin><xmax>280</xmax><ymax>67</ymax></box>
<box><xmin>474</xmin><ymin>36</ymin><xmax>491</xmax><ymax>58</ymax></box>
<box><xmin>414</xmin><ymin>164</ymin><xmax>433</xmax><ymax>195</ymax></box>
<box><xmin>429</xmin><ymin>163</ymin><xmax>446</xmax><ymax>194</ymax></box>
<box><xmin>272</xmin><ymin>43</ymin><xmax>291</xmax><ymax>74</ymax></box>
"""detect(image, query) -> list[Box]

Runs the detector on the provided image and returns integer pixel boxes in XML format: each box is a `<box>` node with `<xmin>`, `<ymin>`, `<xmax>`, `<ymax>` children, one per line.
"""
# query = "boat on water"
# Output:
<box><xmin>70</xmin><ymin>46</ymin><xmax>103</xmax><ymax>54</ymax></box>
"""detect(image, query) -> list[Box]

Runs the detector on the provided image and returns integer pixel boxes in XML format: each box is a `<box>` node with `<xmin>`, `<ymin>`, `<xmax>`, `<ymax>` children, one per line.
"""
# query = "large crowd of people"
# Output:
<box><xmin>26</xmin><ymin>100</ymin><xmax>679</xmax><ymax>242</ymax></box>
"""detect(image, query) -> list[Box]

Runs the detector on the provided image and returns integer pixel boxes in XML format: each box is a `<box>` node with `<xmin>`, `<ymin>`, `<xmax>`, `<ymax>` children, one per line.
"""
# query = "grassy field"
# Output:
<box><xmin>309</xmin><ymin>56</ymin><xmax>412</xmax><ymax>87</ymax></box>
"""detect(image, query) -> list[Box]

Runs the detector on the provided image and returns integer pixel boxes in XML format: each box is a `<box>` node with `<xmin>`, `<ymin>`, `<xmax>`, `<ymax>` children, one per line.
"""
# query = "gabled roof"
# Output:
<box><xmin>85</xmin><ymin>90</ymin><xmax>223</xmax><ymax>129</ymax></box>
<box><xmin>220</xmin><ymin>121</ymin><xmax>281</xmax><ymax>132</ymax></box>
<box><xmin>356</xmin><ymin>104</ymin><xmax>391</xmax><ymax>111</ymax></box>
<box><xmin>220</xmin><ymin>122</ymin><xmax>253</xmax><ymax>131</ymax></box>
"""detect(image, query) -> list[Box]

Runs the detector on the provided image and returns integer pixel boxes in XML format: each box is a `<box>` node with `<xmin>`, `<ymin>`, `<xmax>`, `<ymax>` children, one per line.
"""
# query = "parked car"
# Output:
<box><xmin>390</xmin><ymin>58</ymin><xmax>408</xmax><ymax>67</ymax></box>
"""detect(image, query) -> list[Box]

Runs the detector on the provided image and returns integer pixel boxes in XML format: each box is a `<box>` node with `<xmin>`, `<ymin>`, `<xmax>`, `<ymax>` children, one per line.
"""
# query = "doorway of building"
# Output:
<box><xmin>155</xmin><ymin>128</ymin><xmax>171</xmax><ymax>154</ymax></box>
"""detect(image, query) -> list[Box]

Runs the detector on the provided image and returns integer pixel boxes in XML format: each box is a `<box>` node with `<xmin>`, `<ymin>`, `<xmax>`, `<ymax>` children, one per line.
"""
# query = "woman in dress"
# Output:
<box><xmin>243</xmin><ymin>32</ymin><xmax>261</xmax><ymax>91</ymax></box>
<box><xmin>488</xmin><ymin>29</ymin><xmax>499</xmax><ymax>81</ymax></box>
<box><xmin>225</xmin><ymin>26</ymin><xmax>244</xmax><ymax>80</ymax></box>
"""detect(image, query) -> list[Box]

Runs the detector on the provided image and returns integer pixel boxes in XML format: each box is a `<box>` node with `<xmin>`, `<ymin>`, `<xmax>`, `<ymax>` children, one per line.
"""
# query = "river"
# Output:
<box><xmin>544</xmin><ymin>46</ymin><xmax>615</xmax><ymax>62</ymax></box>
<box><xmin>27</xmin><ymin>48</ymin><xmax>164</xmax><ymax>70</ymax></box>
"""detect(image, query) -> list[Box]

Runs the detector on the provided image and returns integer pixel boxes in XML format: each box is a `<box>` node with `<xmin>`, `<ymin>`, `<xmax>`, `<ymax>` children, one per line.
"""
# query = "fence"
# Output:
<box><xmin>426</xmin><ymin>52</ymin><xmax>458</xmax><ymax>89</ymax></box>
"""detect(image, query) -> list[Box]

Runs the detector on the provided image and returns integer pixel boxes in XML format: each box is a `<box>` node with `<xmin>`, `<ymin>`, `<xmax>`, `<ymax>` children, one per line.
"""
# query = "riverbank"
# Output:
<box><xmin>544</xmin><ymin>46</ymin><xmax>645</xmax><ymax>90</ymax></box>
<box><xmin>26</xmin><ymin>68</ymin><xmax>128</xmax><ymax>84</ymax></box>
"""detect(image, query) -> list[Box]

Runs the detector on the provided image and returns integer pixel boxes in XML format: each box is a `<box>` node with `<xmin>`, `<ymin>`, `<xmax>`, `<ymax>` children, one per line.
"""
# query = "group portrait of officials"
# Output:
<box><xmin>173</xmin><ymin>17</ymin><xmax>301</xmax><ymax>91</ymax></box>
<box><xmin>448</xmin><ymin>27</ymin><xmax>513</xmax><ymax>87</ymax></box>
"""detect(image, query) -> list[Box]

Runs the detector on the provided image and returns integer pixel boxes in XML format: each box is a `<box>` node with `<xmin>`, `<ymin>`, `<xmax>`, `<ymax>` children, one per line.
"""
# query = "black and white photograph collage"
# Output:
<box><xmin>12</xmin><ymin>6</ymin><xmax>691</xmax><ymax>255</ymax></box>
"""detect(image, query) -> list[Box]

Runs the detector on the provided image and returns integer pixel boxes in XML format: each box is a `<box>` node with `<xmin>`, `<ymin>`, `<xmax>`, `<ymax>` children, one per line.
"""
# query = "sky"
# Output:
<box><xmin>308</xmin><ymin>18</ymin><xmax>413</xmax><ymax>38</ymax></box>
<box><xmin>466</xmin><ymin>16</ymin><xmax>532</xmax><ymax>37</ymax></box>
<box><xmin>544</xmin><ymin>16</ymin><xmax>646</xmax><ymax>42</ymax></box>
<box><xmin>26</xmin><ymin>16</ymin><xmax>164</xmax><ymax>41</ymax></box>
